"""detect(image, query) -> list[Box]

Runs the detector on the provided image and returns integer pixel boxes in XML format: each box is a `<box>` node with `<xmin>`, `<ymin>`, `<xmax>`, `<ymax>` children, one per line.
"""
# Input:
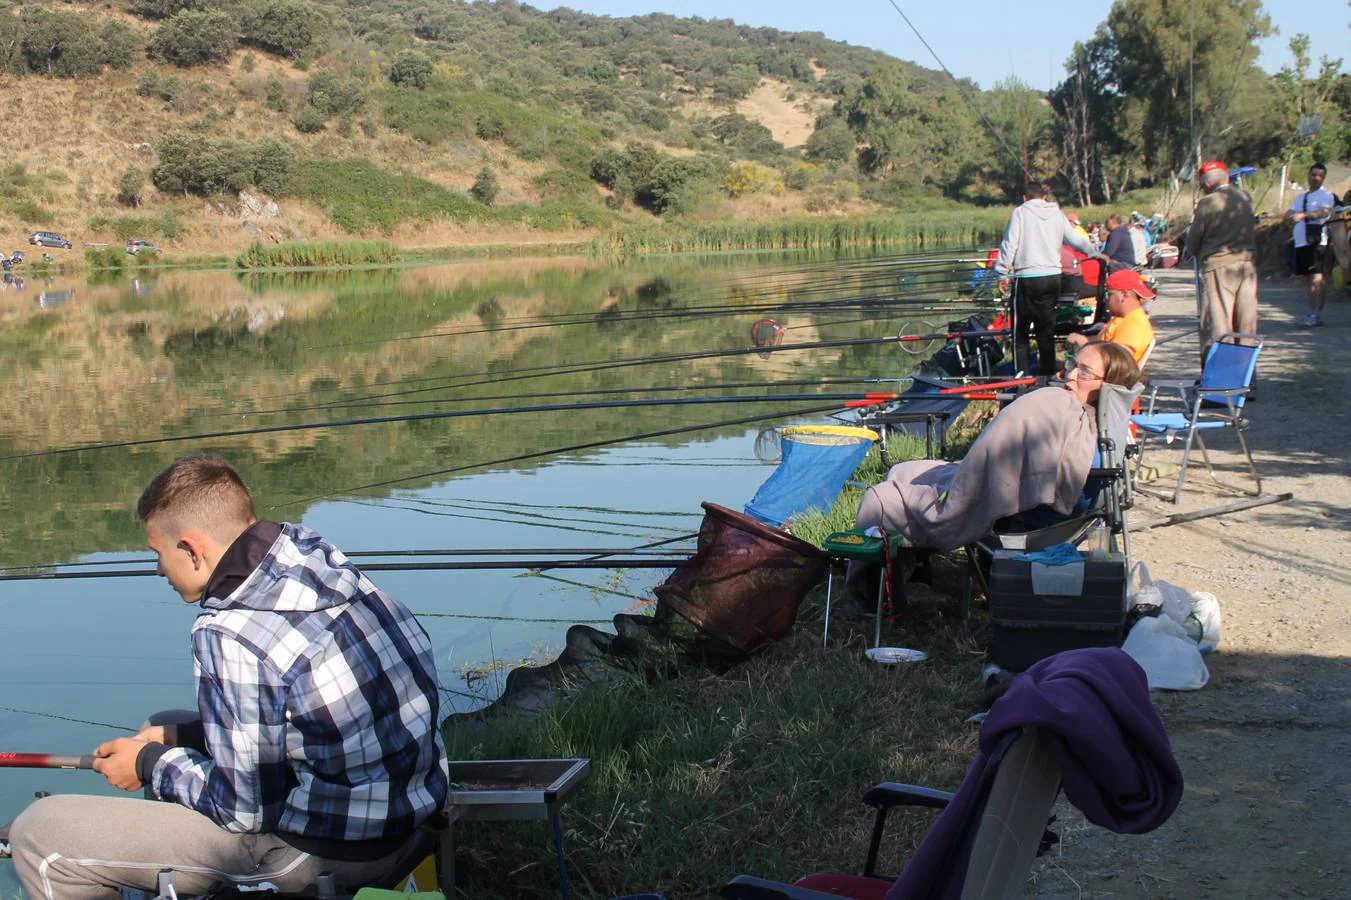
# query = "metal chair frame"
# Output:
<box><xmin>1132</xmin><ymin>332</ymin><xmax>1262</xmax><ymax>505</ymax></box>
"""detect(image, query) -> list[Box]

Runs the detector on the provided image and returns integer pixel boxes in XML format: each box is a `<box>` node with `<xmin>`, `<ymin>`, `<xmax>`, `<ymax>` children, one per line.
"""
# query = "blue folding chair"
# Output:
<box><xmin>1131</xmin><ymin>332</ymin><xmax>1262</xmax><ymax>504</ymax></box>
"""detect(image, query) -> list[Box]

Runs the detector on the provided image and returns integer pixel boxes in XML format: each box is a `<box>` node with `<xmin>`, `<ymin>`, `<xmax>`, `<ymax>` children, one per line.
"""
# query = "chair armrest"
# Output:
<box><xmin>1193</xmin><ymin>387</ymin><xmax>1249</xmax><ymax>395</ymax></box>
<box><xmin>863</xmin><ymin>782</ymin><xmax>954</xmax><ymax>811</ymax></box>
<box><xmin>720</xmin><ymin>876</ymin><xmax>847</xmax><ymax>899</ymax></box>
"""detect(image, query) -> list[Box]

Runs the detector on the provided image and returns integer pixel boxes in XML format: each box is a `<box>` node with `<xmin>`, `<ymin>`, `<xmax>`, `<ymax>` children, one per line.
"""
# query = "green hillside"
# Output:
<box><xmin>0</xmin><ymin>0</ymin><xmax>1344</xmax><ymax>256</ymax></box>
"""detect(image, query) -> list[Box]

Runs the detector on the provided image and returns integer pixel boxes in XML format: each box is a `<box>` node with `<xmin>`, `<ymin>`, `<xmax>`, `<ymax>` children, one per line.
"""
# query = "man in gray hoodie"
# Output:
<box><xmin>996</xmin><ymin>182</ymin><xmax>1103</xmax><ymax>375</ymax></box>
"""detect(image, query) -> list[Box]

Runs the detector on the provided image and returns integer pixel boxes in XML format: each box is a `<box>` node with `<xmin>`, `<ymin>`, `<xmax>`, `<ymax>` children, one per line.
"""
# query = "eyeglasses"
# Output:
<box><xmin>1066</xmin><ymin>362</ymin><xmax>1104</xmax><ymax>381</ymax></box>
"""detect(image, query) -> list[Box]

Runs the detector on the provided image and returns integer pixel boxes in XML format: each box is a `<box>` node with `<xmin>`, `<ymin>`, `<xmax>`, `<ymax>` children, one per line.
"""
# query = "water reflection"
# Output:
<box><xmin>0</xmin><ymin>250</ymin><xmax>969</xmax><ymax>828</ymax></box>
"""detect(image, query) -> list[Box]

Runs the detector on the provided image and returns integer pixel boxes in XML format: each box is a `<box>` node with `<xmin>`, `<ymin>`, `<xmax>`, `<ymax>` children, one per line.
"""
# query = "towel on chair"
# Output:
<box><xmin>887</xmin><ymin>647</ymin><xmax>1182</xmax><ymax>900</ymax></box>
<box><xmin>856</xmin><ymin>387</ymin><xmax>1098</xmax><ymax>552</ymax></box>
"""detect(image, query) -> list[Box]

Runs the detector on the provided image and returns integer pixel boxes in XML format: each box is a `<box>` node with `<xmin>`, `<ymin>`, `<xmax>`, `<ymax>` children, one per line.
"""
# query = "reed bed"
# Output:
<box><xmin>588</xmin><ymin>211</ymin><xmax>1011</xmax><ymax>257</ymax></box>
<box><xmin>234</xmin><ymin>240</ymin><xmax>402</xmax><ymax>269</ymax></box>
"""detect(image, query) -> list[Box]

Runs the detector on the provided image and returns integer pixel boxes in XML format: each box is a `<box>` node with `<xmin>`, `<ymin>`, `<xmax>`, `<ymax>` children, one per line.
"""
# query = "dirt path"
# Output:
<box><xmin>1031</xmin><ymin>269</ymin><xmax>1351</xmax><ymax>898</ymax></box>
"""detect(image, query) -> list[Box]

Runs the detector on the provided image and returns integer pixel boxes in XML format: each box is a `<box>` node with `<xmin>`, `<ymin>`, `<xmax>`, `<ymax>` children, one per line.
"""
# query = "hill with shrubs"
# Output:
<box><xmin>0</xmin><ymin>0</ymin><xmax>1344</xmax><ymax>257</ymax></box>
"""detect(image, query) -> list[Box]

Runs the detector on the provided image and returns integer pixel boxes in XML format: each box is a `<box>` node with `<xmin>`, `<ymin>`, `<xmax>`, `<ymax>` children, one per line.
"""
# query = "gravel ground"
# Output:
<box><xmin>1030</xmin><ymin>269</ymin><xmax>1351</xmax><ymax>899</ymax></box>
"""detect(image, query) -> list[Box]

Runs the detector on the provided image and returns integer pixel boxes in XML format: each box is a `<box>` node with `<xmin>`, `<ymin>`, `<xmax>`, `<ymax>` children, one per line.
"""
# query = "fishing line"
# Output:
<box><xmin>0</xmin><ymin>705</ymin><xmax>135</xmax><ymax>733</ymax></box>
<box><xmin>525</xmin><ymin>573</ymin><xmax>651</xmax><ymax>603</ymax></box>
<box><xmin>882</xmin><ymin>0</ymin><xmax>1027</xmax><ymax>180</ymax></box>
<box><xmin>394</xmin><ymin>496</ymin><xmax>693</xmax><ymax>534</ymax></box>
<box><xmin>345</xmin><ymin>498</ymin><xmax>661</xmax><ymax>540</ymax></box>
<box><xmin>272</xmin><ymin>402</ymin><xmax>845</xmax><ymax>510</ymax></box>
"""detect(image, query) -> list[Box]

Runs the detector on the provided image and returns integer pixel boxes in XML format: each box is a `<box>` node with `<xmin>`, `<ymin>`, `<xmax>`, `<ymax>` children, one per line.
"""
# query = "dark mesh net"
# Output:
<box><xmin>655</xmin><ymin>502</ymin><xmax>829</xmax><ymax>653</ymax></box>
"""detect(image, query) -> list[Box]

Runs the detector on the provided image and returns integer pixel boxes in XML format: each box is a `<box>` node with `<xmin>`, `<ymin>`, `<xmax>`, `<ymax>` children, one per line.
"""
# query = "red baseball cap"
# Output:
<box><xmin>1198</xmin><ymin>160</ymin><xmax>1227</xmax><ymax>175</ymax></box>
<box><xmin>1106</xmin><ymin>269</ymin><xmax>1156</xmax><ymax>300</ymax></box>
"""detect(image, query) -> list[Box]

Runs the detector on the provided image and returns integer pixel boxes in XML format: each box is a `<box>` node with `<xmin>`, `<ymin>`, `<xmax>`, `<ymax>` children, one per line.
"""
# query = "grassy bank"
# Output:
<box><xmin>587</xmin><ymin>210</ymin><xmax>1011</xmax><ymax>256</ymax></box>
<box><xmin>440</xmin><ymin>424</ymin><xmax>996</xmax><ymax>898</ymax></box>
<box><xmin>234</xmin><ymin>240</ymin><xmax>401</xmax><ymax>269</ymax></box>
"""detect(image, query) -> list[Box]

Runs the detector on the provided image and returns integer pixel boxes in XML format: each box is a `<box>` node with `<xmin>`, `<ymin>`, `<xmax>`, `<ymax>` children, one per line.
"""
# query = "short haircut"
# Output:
<box><xmin>1024</xmin><ymin>181</ymin><xmax>1051</xmax><ymax>199</ymax></box>
<box><xmin>1106</xmin><ymin>214</ymin><xmax>1121</xmax><ymax>227</ymax></box>
<box><xmin>1309</xmin><ymin>162</ymin><xmax>1326</xmax><ymax>176</ymax></box>
<box><xmin>137</xmin><ymin>454</ymin><xmax>256</xmax><ymax>538</ymax></box>
<box><xmin>1093</xmin><ymin>341</ymin><xmax>1142</xmax><ymax>389</ymax></box>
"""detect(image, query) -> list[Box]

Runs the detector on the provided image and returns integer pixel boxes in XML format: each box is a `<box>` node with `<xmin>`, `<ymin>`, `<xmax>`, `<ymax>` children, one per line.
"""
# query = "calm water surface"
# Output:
<box><xmin>0</xmin><ymin>250</ymin><xmax>967</xmax><ymax>866</ymax></box>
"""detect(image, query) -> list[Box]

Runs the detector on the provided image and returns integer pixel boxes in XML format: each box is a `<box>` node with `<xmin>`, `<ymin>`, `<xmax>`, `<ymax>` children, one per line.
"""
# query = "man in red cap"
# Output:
<box><xmin>1184</xmin><ymin>161</ymin><xmax>1258</xmax><ymax>364</ymax></box>
<box><xmin>1066</xmin><ymin>269</ymin><xmax>1156</xmax><ymax>365</ymax></box>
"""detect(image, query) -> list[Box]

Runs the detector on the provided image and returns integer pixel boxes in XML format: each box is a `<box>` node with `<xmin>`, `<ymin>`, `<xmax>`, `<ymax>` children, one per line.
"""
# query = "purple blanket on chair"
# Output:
<box><xmin>887</xmin><ymin>648</ymin><xmax>1183</xmax><ymax>900</ymax></box>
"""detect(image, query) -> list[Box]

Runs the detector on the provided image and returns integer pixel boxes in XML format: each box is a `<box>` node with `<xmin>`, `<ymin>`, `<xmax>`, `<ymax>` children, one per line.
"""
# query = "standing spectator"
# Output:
<box><xmin>1184</xmin><ymin>160</ymin><xmax>1258</xmax><ymax>364</ymax></box>
<box><xmin>1102</xmin><ymin>215</ymin><xmax>1137</xmax><ymax>270</ymax></box>
<box><xmin>1286</xmin><ymin>162</ymin><xmax>1336</xmax><ymax>328</ymax></box>
<box><xmin>1128</xmin><ymin>214</ymin><xmax>1150</xmax><ymax>267</ymax></box>
<box><xmin>995</xmin><ymin>181</ymin><xmax>1102</xmax><ymax>375</ymax></box>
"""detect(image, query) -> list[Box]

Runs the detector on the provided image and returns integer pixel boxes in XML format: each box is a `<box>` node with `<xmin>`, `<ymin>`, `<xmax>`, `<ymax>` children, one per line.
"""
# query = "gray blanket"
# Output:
<box><xmin>856</xmin><ymin>386</ymin><xmax>1098</xmax><ymax>551</ymax></box>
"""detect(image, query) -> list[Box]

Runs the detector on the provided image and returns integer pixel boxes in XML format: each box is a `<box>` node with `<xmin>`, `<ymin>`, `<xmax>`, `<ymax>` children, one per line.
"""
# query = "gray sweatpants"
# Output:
<box><xmin>8</xmin><ymin>794</ymin><xmax>424</xmax><ymax>900</ymax></box>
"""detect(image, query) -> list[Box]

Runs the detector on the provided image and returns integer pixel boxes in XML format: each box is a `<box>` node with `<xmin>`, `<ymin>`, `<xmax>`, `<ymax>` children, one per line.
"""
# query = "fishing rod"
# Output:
<box><xmin>0</xmin><ymin>558</ymin><xmax>686</xmax><ymax>583</ymax></box>
<box><xmin>274</xmin><ymin>401</ymin><xmax>847</xmax><ymax>509</ymax></box>
<box><xmin>1</xmin><ymin>547</ymin><xmax>697</xmax><ymax>573</ymax></box>
<box><xmin>2</xmin><ymin>388</ymin><xmax>914</xmax><ymax>461</ymax></box>
<box><xmin>309</xmin><ymin>285</ymin><xmax>987</xmax><ymax>353</ymax></box>
<box><xmin>0</xmin><ymin>753</ymin><xmax>95</xmax><ymax>770</ymax></box>
<box><xmin>269</xmin><ymin>323</ymin><xmax>1003</xmax><ymax>414</ymax></box>
<box><xmin>316</xmin><ymin>325</ymin><xmax>1010</xmax><ymax>409</ymax></box>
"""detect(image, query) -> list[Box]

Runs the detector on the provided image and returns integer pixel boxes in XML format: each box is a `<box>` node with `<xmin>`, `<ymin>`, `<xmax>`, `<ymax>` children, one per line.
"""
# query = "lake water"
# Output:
<box><xmin>0</xmin><ymin>249</ymin><xmax>977</xmax><ymax>880</ymax></box>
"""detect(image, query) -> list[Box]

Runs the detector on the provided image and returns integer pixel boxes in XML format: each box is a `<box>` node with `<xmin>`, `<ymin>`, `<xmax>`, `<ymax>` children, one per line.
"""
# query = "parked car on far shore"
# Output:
<box><xmin>126</xmin><ymin>239</ymin><xmax>160</xmax><ymax>255</ymax></box>
<box><xmin>29</xmin><ymin>231</ymin><xmax>72</xmax><ymax>249</ymax></box>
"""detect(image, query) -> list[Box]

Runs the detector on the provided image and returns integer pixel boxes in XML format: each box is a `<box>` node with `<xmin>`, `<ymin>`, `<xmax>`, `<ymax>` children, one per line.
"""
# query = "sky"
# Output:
<box><xmin>547</xmin><ymin>0</ymin><xmax>1349</xmax><ymax>92</ymax></box>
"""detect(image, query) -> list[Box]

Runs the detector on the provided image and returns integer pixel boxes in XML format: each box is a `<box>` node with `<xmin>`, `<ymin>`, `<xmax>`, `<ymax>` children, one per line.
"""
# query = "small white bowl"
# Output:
<box><xmin>866</xmin><ymin>647</ymin><xmax>928</xmax><ymax>665</ymax></box>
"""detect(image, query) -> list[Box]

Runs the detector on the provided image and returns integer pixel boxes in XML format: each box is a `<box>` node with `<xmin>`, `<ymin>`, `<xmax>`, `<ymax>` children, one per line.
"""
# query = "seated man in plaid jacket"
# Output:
<box><xmin>10</xmin><ymin>454</ymin><xmax>448</xmax><ymax>900</ymax></box>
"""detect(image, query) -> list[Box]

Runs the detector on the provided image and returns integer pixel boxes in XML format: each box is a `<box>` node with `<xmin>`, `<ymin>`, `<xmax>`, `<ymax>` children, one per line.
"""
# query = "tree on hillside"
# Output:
<box><xmin>389</xmin><ymin>50</ymin><xmax>433</xmax><ymax>88</ymax></box>
<box><xmin>240</xmin><ymin>0</ymin><xmax>322</xmax><ymax>60</ymax></box>
<box><xmin>18</xmin><ymin>8</ymin><xmax>126</xmax><ymax>78</ymax></box>
<box><xmin>131</xmin><ymin>0</ymin><xmax>212</xmax><ymax>20</ymax></box>
<box><xmin>147</xmin><ymin>9</ymin><xmax>239</xmax><ymax>67</ymax></box>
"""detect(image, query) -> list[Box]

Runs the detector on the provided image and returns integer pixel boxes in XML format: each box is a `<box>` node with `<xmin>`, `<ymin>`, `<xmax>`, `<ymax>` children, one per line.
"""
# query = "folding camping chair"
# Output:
<box><xmin>1131</xmin><ymin>332</ymin><xmax>1262</xmax><ymax>505</ymax></box>
<box><xmin>718</xmin><ymin>726</ymin><xmax>1060</xmax><ymax>900</ymax></box>
<box><xmin>960</xmin><ymin>381</ymin><xmax>1143</xmax><ymax>623</ymax></box>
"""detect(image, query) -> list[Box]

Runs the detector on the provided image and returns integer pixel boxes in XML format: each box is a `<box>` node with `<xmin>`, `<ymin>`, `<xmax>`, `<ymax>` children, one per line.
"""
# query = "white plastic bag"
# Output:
<box><xmin>1189</xmin><ymin>591</ymin><xmax>1223</xmax><ymax>654</ymax></box>
<box><xmin>1122</xmin><ymin>614</ymin><xmax>1211</xmax><ymax>690</ymax></box>
<box><xmin>1128</xmin><ymin>564</ymin><xmax>1223</xmax><ymax>653</ymax></box>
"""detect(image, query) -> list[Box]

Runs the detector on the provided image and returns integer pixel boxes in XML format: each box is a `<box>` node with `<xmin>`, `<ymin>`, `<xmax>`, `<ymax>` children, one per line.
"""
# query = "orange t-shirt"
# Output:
<box><xmin>1101</xmin><ymin>306</ymin><xmax>1155</xmax><ymax>365</ymax></box>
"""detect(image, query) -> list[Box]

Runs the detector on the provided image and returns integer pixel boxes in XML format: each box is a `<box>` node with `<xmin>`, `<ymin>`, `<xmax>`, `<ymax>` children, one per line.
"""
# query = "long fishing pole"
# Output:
<box><xmin>0</xmin><ymin>558</ymin><xmax>686</xmax><ymax>583</ymax></box>
<box><xmin>1</xmin><ymin>547</ymin><xmax>696</xmax><ymax>573</ymax></box>
<box><xmin>274</xmin><ymin>401</ymin><xmax>847</xmax><ymax>509</ymax></box>
<box><xmin>275</xmin><ymin>324</ymin><xmax>1006</xmax><ymax>414</ymax></box>
<box><xmin>1</xmin><ymin>389</ymin><xmax>908</xmax><ymax>461</ymax></box>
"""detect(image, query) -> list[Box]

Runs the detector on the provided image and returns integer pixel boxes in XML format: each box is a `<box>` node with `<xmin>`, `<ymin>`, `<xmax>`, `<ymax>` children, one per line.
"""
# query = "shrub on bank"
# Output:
<box><xmin>290</xmin><ymin>158</ymin><xmax>481</xmax><ymax>233</ymax></box>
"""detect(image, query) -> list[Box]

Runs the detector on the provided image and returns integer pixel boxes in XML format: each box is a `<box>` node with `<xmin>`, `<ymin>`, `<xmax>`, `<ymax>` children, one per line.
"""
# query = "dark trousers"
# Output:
<box><xmin>1013</xmin><ymin>275</ymin><xmax>1062</xmax><ymax>375</ymax></box>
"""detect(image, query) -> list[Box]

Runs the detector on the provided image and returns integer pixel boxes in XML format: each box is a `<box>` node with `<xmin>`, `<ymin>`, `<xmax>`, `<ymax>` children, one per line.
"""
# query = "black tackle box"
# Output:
<box><xmin>988</xmin><ymin>549</ymin><xmax>1128</xmax><ymax>671</ymax></box>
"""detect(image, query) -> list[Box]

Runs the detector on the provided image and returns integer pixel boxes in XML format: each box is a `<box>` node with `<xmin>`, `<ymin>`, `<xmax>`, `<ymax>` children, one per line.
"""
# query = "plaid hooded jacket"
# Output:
<box><xmin>148</xmin><ymin>523</ymin><xmax>448</xmax><ymax>839</ymax></box>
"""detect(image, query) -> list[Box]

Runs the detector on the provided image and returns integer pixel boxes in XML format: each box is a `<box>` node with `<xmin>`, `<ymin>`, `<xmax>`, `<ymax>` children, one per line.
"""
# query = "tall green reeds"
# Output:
<box><xmin>588</xmin><ymin>210</ymin><xmax>1011</xmax><ymax>257</ymax></box>
<box><xmin>234</xmin><ymin>240</ymin><xmax>401</xmax><ymax>269</ymax></box>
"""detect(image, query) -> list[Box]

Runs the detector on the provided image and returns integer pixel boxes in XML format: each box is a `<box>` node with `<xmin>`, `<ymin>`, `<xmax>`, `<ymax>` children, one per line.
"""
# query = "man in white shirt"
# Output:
<box><xmin>1287</xmin><ymin>163</ymin><xmax>1336</xmax><ymax>328</ymax></box>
